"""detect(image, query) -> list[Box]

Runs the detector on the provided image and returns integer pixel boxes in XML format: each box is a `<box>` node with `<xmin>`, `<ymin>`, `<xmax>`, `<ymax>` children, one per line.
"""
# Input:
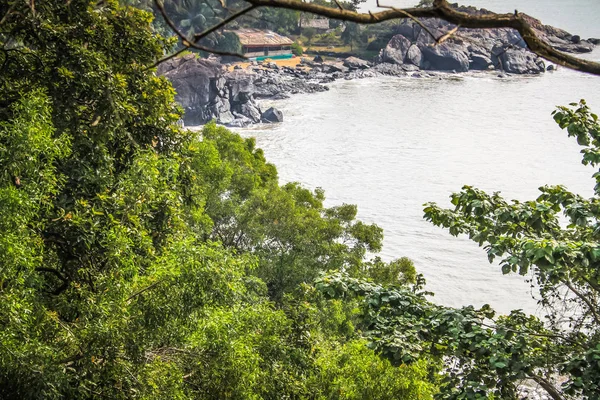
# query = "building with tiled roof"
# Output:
<box><xmin>231</xmin><ymin>28</ymin><xmax>294</xmax><ymax>59</ymax></box>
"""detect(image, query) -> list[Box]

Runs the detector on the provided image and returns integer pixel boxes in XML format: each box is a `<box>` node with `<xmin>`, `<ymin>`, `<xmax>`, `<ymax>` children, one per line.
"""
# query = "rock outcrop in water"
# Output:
<box><xmin>158</xmin><ymin>4</ymin><xmax>595</xmax><ymax>126</ymax></box>
<box><xmin>158</xmin><ymin>55</ymin><xmax>328</xmax><ymax>126</ymax></box>
<box><xmin>376</xmin><ymin>4</ymin><xmax>595</xmax><ymax>74</ymax></box>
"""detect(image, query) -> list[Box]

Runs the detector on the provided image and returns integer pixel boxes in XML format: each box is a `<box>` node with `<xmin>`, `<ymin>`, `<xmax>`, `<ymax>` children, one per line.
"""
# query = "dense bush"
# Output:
<box><xmin>292</xmin><ymin>41</ymin><xmax>304</xmax><ymax>56</ymax></box>
<box><xmin>0</xmin><ymin>0</ymin><xmax>438</xmax><ymax>398</ymax></box>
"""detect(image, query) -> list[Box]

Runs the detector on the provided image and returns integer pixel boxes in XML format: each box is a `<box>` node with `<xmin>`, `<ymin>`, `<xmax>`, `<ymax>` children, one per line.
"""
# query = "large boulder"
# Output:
<box><xmin>322</xmin><ymin>61</ymin><xmax>348</xmax><ymax>74</ymax></box>
<box><xmin>227</xmin><ymin>71</ymin><xmax>256</xmax><ymax>102</ymax></box>
<box><xmin>394</xmin><ymin>22</ymin><xmax>419</xmax><ymax>42</ymax></box>
<box><xmin>235</xmin><ymin>101</ymin><xmax>262</xmax><ymax>123</ymax></box>
<box><xmin>261</xmin><ymin>107</ymin><xmax>283</xmax><ymax>123</ymax></box>
<box><xmin>158</xmin><ymin>55</ymin><xmax>223</xmax><ymax>125</ymax></box>
<box><xmin>375</xmin><ymin>5</ymin><xmax>595</xmax><ymax>74</ymax></box>
<box><xmin>405</xmin><ymin>45</ymin><xmax>424</xmax><ymax>68</ymax></box>
<box><xmin>491</xmin><ymin>44</ymin><xmax>545</xmax><ymax>74</ymax></box>
<box><xmin>382</xmin><ymin>34</ymin><xmax>412</xmax><ymax>65</ymax></box>
<box><xmin>343</xmin><ymin>56</ymin><xmax>370</xmax><ymax>70</ymax></box>
<box><xmin>469</xmin><ymin>54</ymin><xmax>493</xmax><ymax>70</ymax></box>
<box><xmin>420</xmin><ymin>43</ymin><xmax>469</xmax><ymax>72</ymax></box>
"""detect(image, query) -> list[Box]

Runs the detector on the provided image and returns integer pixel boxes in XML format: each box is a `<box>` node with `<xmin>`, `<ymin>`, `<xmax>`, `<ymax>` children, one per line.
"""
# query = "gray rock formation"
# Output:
<box><xmin>420</xmin><ymin>42</ymin><xmax>470</xmax><ymax>72</ymax></box>
<box><xmin>261</xmin><ymin>107</ymin><xmax>283</xmax><ymax>123</ymax></box>
<box><xmin>343</xmin><ymin>56</ymin><xmax>370</xmax><ymax>70</ymax></box>
<box><xmin>491</xmin><ymin>44</ymin><xmax>545</xmax><ymax>74</ymax></box>
<box><xmin>158</xmin><ymin>4</ymin><xmax>595</xmax><ymax>128</ymax></box>
<box><xmin>159</xmin><ymin>56</ymin><xmax>332</xmax><ymax>126</ymax></box>
<box><xmin>406</xmin><ymin>45</ymin><xmax>424</xmax><ymax>68</ymax></box>
<box><xmin>158</xmin><ymin>55</ymin><xmax>224</xmax><ymax>126</ymax></box>
<box><xmin>469</xmin><ymin>54</ymin><xmax>493</xmax><ymax>70</ymax></box>
<box><xmin>382</xmin><ymin>34</ymin><xmax>412</xmax><ymax>65</ymax></box>
<box><xmin>377</xmin><ymin>3</ymin><xmax>594</xmax><ymax>75</ymax></box>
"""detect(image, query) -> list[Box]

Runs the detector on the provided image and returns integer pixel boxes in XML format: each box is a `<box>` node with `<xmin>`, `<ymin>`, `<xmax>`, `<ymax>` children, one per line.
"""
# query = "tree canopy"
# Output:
<box><xmin>0</xmin><ymin>0</ymin><xmax>436</xmax><ymax>398</ymax></box>
<box><xmin>1</xmin><ymin>0</ymin><xmax>600</xmax><ymax>399</ymax></box>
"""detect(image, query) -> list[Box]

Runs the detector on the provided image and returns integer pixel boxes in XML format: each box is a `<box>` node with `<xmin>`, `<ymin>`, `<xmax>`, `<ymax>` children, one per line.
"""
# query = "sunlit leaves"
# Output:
<box><xmin>422</xmin><ymin>101</ymin><xmax>600</xmax><ymax>398</ymax></box>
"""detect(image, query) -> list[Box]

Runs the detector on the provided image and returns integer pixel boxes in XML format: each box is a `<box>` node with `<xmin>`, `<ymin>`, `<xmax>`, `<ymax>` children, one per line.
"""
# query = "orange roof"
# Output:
<box><xmin>232</xmin><ymin>28</ymin><xmax>293</xmax><ymax>46</ymax></box>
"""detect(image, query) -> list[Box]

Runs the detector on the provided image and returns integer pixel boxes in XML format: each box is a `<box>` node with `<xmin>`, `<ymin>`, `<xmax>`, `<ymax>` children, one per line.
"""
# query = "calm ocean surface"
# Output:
<box><xmin>237</xmin><ymin>1</ymin><xmax>600</xmax><ymax>314</ymax></box>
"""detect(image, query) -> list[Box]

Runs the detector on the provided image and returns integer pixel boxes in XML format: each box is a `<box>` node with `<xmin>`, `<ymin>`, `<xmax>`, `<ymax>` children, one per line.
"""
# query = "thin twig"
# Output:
<box><xmin>391</xmin><ymin>8</ymin><xmax>438</xmax><ymax>43</ymax></box>
<box><xmin>436</xmin><ymin>25</ymin><xmax>459</xmax><ymax>45</ymax></box>
<box><xmin>126</xmin><ymin>279</ymin><xmax>165</xmax><ymax>302</ymax></box>
<box><xmin>565</xmin><ymin>280</ymin><xmax>600</xmax><ymax>325</ymax></box>
<box><xmin>193</xmin><ymin>5</ymin><xmax>256</xmax><ymax>41</ymax></box>
<box><xmin>152</xmin><ymin>0</ymin><xmax>245</xmax><ymax>66</ymax></box>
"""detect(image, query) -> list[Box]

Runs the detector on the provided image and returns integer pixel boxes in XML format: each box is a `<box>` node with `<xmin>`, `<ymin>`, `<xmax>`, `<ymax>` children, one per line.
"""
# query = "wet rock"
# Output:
<box><xmin>469</xmin><ymin>54</ymin><xmax>493</xmax><ymax>70</ymax></box>
<box><xmin>228</xmin><ymin>113</ymin><xmax>254</xmax><ymax>127</ymax></box>
<box><xmin>378</xmin><ymin>4</ymin><xmax>595</xmax><ymax>74</ymax></box>
<box><xmin>158</xmin><ymin>56</ymin><xmax>222</xmax><ymax>125</ymax></box>
<box><xmin>556</xmin><ymin>41</ymin><xmax>595</xmax><ymax>53</ymax></box>
<box><xmin>313</xmin><ymin>55</ymin><xmax>324</xmax><ymax>63</ymax></box>
<box><xmin>491</xmin><ymin>44</ymin><xmax>545</xmax><ymax>74</ymax></box>
<box><xmin>372</xmin><ymin>63</ymin><xmax>407</xmax><ymax>76</ymax></box>
<box><xmin>420</xmin><ymin>43</ymin><xmax>469</xmax><ymax>72</ymax></box>
<box><xmin>406</xmin><ymin>45</ymin><xmax>424</xmax><ymax>68</ymax></box>
<box><xmin>381</xmin><ymin>34</ymin><xmax>412</xmax><ymax>65</ymax></box>
<box><xmin>261</xmin><ymin>107</ymin><xmax>283</xmax><ymax>123</ymax></box>
<box><xmin>343</xmin><ymin>56</ymin><xmax>370</xmax><ymax>70</ymax></box>
<box><xmin>401</xmin><ymin>63</ymin><xmax>420</xmax><ymax>72</ymax></box>
<box><xmin>234</xmin><ymin>101</ymin><xmax>262</xmax><ymax>123</ymax></box>
<box><xmin>547</xmin><ymin>64</ymin><xmax>556</xmax><ymax>71</ymax></box>
<box><xmin>217</xmin><ymin>111</ymin><xmax>235</xmax><ymax>125</ymax></box>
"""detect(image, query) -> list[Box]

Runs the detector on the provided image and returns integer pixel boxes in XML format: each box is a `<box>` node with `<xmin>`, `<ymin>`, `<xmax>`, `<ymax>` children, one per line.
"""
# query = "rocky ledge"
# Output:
<box><xmin>159</xmin><ymin>5</ymin><xmax>596</xmax><ymax>127</ymax></box>
<box><xmin>158</xmin><ymin>56</ymin><xmax>330</xmax><ymax>127</ymax></box>
<box><xmin>377</xmin><ymin>4</ymin><xmax>596</xmax><ymax>74</ymax></box>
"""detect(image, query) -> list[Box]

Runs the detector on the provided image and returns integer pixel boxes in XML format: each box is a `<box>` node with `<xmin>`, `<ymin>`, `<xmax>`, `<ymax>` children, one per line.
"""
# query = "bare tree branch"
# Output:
<box><xmin>126</xmin><ymin>279</ymin><xmax>165</xmax><ymax>302</ymax></box>
<box><xmin>152</xmin><ymin>0</ymin><xmax>246</xmax><ymax>68</ymax></box>
<box><xmin>193</xmin><ymin>4</ymin><xmax>256</xmax><ymax>41</ymax></box>
<box><xmin>529</xmin><ymin>374</ymin><xmax>566</xmax><ymax>400</ymax></box>
<box><xmin>376</xmin><ymin>0</ymin><xmax>437</xmax><ymax>43</ymax></box>
<box><xmin>565</xmin><ymin>280</ymin><xmax>600</xmax><ymax>325</ymax></box>
<box><xmin>436</xmin><ymin>25</ymin><xmax>459</xmax><ymax>45</ymax></box>
<box><xmin>232</xmin><ymin>0</ymin><xmax>600</xmax><ymax>76</ymax></box>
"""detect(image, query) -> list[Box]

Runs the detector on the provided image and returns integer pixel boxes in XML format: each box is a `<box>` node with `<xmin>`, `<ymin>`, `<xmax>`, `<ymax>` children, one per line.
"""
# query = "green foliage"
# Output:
<box><xmin>253</xmin><ymin>7</ymin><xmax>300</xmax><ymax>35</ymax></box>
<box><xmin>197</xmin><ymin>123</ymin><xmax>384</xmax><ymax>302</ymax></box>
<box><xmin>362</xmin><ymin>257</ymin><xmax>418</xmax><ymax>286</ymax></box>
<box><xmin>316</xmin><ymin>272</ymin><xmax>562</xmax><ymax>399</ymax></box>
<box><xmin>304</xmin><ymin>27</ymin><xmax>318</xmax><ymax>47</ymax></box>
<box><xmin>419</xmin><ymin>100</ymin><xmax>600</xmax><ymax>399</ymax></box>
<box><xmin>292</xmin><ymin>41</ymin><xmax>304</xmax><ymax>56</ymax></box>
<box><xmin>311</xmin><ymin>340</ymin><xmax>438</xmax><ymax>399</ymax></box>
<box><xmin>0</xmin><ymin>1</ymin><xmax>440</xmax><ymax>398</ymax></box>
<box><xmin>341</xmin><ymin>22</ymin><xmax>367</xmax><ymax>51</ymax></box>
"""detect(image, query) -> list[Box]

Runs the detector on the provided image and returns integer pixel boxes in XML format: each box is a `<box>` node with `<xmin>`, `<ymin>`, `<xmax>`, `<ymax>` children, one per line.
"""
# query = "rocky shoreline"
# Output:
<box><xmin>159</xmin><ymin>5</ymin><xmax>597</xmax><ymax>127</ymax></box>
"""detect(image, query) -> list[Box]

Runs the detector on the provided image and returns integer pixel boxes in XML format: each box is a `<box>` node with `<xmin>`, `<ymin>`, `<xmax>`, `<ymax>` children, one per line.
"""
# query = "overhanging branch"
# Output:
<box><xmin>234</xmin><ymin>0</ymin><xmax>600</xmax><ymax>76</ymax></box>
